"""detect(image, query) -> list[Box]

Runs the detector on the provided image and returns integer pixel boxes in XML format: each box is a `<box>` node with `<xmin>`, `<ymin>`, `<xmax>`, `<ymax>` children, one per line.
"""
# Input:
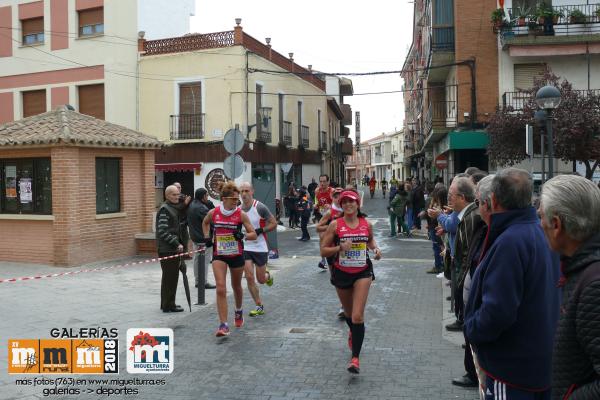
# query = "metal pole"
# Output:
<box><xmin>541</xmin><ymin>133</ymin><xmax>546</xmax><ymax>184</ymax></box>
<box><xmin>547</xmin><ymin>114</ymin><xmax>554</xmax><ymax>180</ymax></box>
<box><xmin>195</xmin><ymin>247</ymin><xmax>206</xmax><ymax>305</ymax></box>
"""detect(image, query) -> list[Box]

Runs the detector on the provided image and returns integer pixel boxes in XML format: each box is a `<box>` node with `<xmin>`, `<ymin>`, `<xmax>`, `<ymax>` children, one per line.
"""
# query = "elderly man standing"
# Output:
<box><xmin>156</xmin><ymin>185</ymin><xmax>187</xmax><ymax>313</ymax></box>
<box><xmin>428</xmin><ymin>176</ymin><xmax>473</xmax><ymax>332</ymax></box>
<box><xmin>465</xmin><ymin>168</ymin><xmax>560</xmax><ymax>399</ymax></box>
<box><xmin>540</xmin><ymin>175</ymin><xmax>600</xmax><ymax>400</ymax></box>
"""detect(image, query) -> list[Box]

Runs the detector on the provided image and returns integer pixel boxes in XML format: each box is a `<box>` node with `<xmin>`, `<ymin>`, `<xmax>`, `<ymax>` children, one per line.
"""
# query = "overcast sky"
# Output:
<box><xmin>190</xmin><ymin>0</ymin><xmax>414</xmax><ymax>142</ymax></box>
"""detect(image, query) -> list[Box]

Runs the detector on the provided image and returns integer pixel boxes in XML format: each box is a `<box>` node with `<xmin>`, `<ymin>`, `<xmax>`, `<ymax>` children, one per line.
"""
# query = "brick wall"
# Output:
<box><xmin>0</xmin><ymin>146</ymin><xmax>156</xmax><ymax>266</ymax></box>
<box><xmin>454</xmin><ymin>0</ymin><xmax>499</xmax><ymax>125</ymax></box>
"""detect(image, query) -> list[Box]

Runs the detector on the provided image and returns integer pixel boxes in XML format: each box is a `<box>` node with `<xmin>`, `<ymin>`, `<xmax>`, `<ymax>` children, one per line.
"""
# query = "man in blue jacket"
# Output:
<box><xmin>465</xmin><ymin>168</ymin><xmax>560</xmax><ymax>399</ymax></box>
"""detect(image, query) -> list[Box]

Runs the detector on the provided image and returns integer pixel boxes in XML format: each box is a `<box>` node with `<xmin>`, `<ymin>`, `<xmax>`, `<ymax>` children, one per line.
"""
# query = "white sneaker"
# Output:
<box><xmin>436</xmin><ymin>272</ymin><xmax>445</xmax><ymax>279</ymax></box>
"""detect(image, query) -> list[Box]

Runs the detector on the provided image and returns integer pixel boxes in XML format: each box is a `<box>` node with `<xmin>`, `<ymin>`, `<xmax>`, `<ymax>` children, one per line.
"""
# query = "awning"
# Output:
<box><xmin>155</xmin><ymin>163</ymin><xmax>202</xmax><ymax>172</ymax></box>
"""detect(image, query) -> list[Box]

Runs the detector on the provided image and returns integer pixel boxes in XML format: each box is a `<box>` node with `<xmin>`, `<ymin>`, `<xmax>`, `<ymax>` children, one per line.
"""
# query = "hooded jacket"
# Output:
<box><xmin>552</xmin><ymin>233</ymin><xmax>600</xmax><ymax>400</ymax></box>
<box><xmin>465</xmin><ymin>207</ymin><xmax>560</xmax><ymax>391</ymax></box>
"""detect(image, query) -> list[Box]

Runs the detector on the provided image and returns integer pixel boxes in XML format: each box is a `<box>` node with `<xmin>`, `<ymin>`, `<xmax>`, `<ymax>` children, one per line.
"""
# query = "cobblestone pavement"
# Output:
<box><xmin>1</xmin><ymin>189</ymin><xmax>476</xmax><ymax>400</ymax></box>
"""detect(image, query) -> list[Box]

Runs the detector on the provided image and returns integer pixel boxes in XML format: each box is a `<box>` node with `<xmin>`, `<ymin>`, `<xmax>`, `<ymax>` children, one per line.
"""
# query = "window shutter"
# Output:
<box><xmin>78</xmin><ymin>84</ymin><xmax>104</xmax><ymax>120</ymax></box>
<box><xmin>78</xmin><ymin>8</ymin><xmax>103</xmax><ymax>27</ymax></box>
<box><xmin>22</xmin><ymin>17</ymin><xmax>44</xmax><ymax>35</ymax></box>
<box><xmin>22</xmin><ymin>90</ymin><xmax>46</xmax><ymax>118</ymax></box>
<box><xmin>514</xmin><ymin>64</ymin><xmax>546</xmax><ymax>91</ymax></box>
<box><xmin>179</xmin><ymin>83</ymin><xmax>201</xmax><ymax>115</ymax></box>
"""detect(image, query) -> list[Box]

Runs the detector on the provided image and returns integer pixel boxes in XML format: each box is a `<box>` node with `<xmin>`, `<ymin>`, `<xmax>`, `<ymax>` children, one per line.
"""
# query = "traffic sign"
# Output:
<box><xmin>223</xmin><ymin>154</ymin><xmax>244</xmax><ymax>179</ymax></box>
<box><xmin>223</xmin><ymin>128</ymin><xmax>245</xmax><ymax>154</ymax></box>
<box><xmin>434</xmin><ymin>154</ymin><xmax>448</xmax><ymax>170</ymax></box>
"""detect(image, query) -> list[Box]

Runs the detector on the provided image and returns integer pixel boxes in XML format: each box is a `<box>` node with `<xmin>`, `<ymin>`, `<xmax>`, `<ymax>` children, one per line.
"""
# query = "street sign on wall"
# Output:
<box><xmin>434</xmin><ymin>154</ymin><xmax>448</xmax><ymax>170</ymax></box>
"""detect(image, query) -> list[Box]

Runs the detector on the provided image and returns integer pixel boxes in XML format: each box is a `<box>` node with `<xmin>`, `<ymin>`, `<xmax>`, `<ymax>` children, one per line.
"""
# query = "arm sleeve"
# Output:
<box><xmin>257</xmin><ymin>202</ymin><xmax>274</xmax><ymax>220</ymax></box>
<box><xmin>156</xmin><ymin>209</ymin><xmax>181</xmax><ymax>247</ymax></box>
<box><xmin>571</xmin><ymin>280</ymin><xmax>600</xmax><ymax>400</ymax></box>
<box><xmin>464</xmin><ymin>241</ymin><xmax>524</xmax><ymax>345</ymax></box>
<box><xmin>438</xmin><ymin>212</ymin><xmax>459</xmax><ymax>233</ymax></box>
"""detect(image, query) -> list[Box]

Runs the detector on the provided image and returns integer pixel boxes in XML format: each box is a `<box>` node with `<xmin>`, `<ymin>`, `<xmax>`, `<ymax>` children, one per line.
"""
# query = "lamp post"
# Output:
<box><xmin>535</xmin><ymin>85</ymin><xmax>561</xmax><ymax>180</ymax></box>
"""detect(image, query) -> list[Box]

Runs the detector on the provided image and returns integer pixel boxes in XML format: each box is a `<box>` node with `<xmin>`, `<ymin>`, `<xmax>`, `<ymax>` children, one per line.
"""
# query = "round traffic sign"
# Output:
<box><xmin>434</xmin><ymin>154</ymin><xmax>448</xmax><ymax>170</ymax></box>
<box><xmin>223</xmin><ymin>128</ymin><xmax>245</xmax><ymax>154</ymax></box>
<box><xmin>223</xmin><ymin>154</ymin><xmax>244</xmax><ymax>179</ymax></box>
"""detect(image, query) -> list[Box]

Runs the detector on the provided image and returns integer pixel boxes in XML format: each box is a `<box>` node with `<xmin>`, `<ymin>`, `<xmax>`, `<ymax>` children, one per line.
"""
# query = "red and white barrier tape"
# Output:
<box><xmin>0</xmin><ymin>248</ymin><xmax>206</xmax><ymax>284</ymax></box>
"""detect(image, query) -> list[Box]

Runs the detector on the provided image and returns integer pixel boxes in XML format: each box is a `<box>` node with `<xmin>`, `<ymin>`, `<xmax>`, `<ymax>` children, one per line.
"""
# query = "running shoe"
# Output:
<box><xmin>347</xmin><ymin>357</ymin><xmax>360</xmax><ymax>374</ymax></box>
<box><xmin>234</xmin><ymin>309</ymin><xmax>244</xmax><ymax>328</ymax></box>
<box><xmin>348</xmin><ymin>330</ymin><xmax>353</xmax><ymax>351</ymax></box>
<box><xmin>249</xmin><ymin>305</ymin><xmax>265</xmax><ymax>317</ymax></box>
<box><xmin>215</xmin><ymin>323</ymin><xmax>230</xmax><ymax>337</ymax></box>
<box><xmin>265</xmin><ymin>269</ymin><xmax>274</xmax><ymax>286</ymax></box>
<box><xmin>318</xmin><ymin>261</ymin><xmax>327</xmax><ymax>269</ymax></box>
<box><xmin>337</xmin><ymin>308</ymin><xmax>345</xmax><ymax>319</ymax></box>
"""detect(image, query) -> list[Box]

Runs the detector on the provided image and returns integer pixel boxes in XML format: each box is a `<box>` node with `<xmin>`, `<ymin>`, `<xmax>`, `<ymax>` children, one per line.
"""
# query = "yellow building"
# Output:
<box><xmin>139</xmin><ymin>19</ymin><xmax>349</xmax><ymax>201</ymax></box>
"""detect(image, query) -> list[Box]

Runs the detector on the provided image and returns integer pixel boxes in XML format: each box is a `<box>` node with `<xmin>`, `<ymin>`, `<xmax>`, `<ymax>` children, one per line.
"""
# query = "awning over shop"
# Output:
<box><xmin>155</xmin><ymin>163</ymin><xmax>202</xmax><ymax>172</ymax></box>
<box><xmin>449</xmin><ymin>131</ymin><xmax>489</xmax><ymax>150</ymax></box>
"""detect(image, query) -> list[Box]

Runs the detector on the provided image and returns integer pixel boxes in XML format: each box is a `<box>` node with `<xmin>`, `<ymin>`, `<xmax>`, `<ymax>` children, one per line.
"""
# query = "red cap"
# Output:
<box><xmin>333</xmin><ymin>187</ymin><xmax>343</xmax><ymax>195</ymax></box>
<box><xmin>339</xmin><ymin>190</ymin><xmax>360</xmax><ymax>206</ymax></box>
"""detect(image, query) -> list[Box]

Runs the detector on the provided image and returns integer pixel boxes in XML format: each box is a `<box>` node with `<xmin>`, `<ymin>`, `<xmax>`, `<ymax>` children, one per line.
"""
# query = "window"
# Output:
<box><xmin>22</xmin><ymin>17</ymin><xmax>44</xmax><ymax>45</ymax></box>
<box><xmin>256</xmin><ymin>84</ymin><xmax>263</xmax><ymax>135</ymax></box>
<box><xmin>22</xmin><ymin>89</ymin><xmax>46</xmax><ymax>118</ymax></box>
<box><xmin>0</xmin><ymin>158</ymin><xmax>51</xmax><ymax>215</ymax></box>
<box><xmin>96</xmin><ymin>158</ymin><xmax>120</xmax><ymax>214</ymax></box>
<box><xmin>78</xmin><ymin>84</ymin><xmax>104</xmax><ymax>120</ymax></box>
<box><xmin>178</xmin><ymin>82</ymin><xmax>202</xmax><ymax>138</ymax></box>
<box><xmin>514</xmin><ymin>63</ymin><xmax>546</xmax><ymax>91</ymax></box>
<box><xmin>78</xmin><ymin>7</ymin><xmax>104</xmax><ymax>37</ymax></box>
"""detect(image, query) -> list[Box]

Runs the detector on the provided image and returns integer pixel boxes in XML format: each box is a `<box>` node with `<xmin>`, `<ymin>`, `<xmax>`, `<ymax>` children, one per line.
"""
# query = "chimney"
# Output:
<box><xmin>289</xmin><ymin>52</ymin><xmax>294</xmax><ymax>72</ymax></box>
<box><xmin>137</xmin><ymin>31</ymin><xmax>146</xmax><ymax>53</ymax></box>
<box><xmin>234</xmin><ymin>18</ymin><xmax>243</xmax><ymax>45</ymax></box>
<box><xmin>266</xmin><ymin>37</ymin><xmax>272</xmax><ymax>60</ymax></box>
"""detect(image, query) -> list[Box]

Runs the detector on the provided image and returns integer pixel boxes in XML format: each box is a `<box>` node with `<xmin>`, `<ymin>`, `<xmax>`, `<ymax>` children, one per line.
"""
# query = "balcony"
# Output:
<box><xmin>299</xmin><ymin>125</ymin><xmax>310</xmax><ymax>148</ymax></box>
<box><xmin>256</xmin><ymin>107</ymin><xmax>272</xmax><ymax>143</ymax></box>
<box><xmin>432</xmin><ymin>27</ymin><xmax>455</xmax><ymax>51</ymax></box>
<box><xmin>170</xmin><ymin>114</ymin><xmax>204</xmax><ymax>140</ymax></box>
<box><xmin>501</xmin><ymin>4</ymin><xmax>600</xmax><ymax>52</ymax></box>
<box><xmin>320</xmin><ymin>131</ymin><xmax>327</xmax><ymax>152</ymax></box>
<box><xmin>280</xmin><ymin>121</ymin><xmax>292</xmax><ymax>146</ymax></box>
<box><xmin>502</xmin><ymin>89</ymin><xmax>600</xmax><ymax>110</ymax></box>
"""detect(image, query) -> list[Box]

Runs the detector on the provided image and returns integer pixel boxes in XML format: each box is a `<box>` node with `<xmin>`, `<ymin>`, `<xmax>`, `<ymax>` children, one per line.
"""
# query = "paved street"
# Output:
<box><xmin>1</xmin><ymin>189</ymin><xmax>476</xmax><ymax>400</ymax></box>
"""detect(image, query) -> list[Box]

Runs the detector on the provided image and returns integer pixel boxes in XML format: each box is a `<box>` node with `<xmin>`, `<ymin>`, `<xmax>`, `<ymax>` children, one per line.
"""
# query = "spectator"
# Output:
<box><xmin>470</xmin><ymin>171</ymin><xmax>488</xmax><ymax>185</ymax></box>
<box><xmin>307</xmin><ymin>177</ymin><xmax>318</xmax><ymax>200</ymax></box>
<box><xmin>464</xmin><ymin>167</ymin><xmax>481</xmax><ymax>176</ymax></box>
<box><xmin>423</xmin><ymin>184</ymin><xmax>447</xmax><ymax>274</ymax></box>
<box><xmin>187</xmin><ymin>188</ymin><xmax>216</xmax><ymax>290</ymax></box>
<box><xmin>297</xmin><ymin>187</ymin><xmax>313</xmax><ymax>241</ymax></box>
<box><xmin>410</xmin><ymin>179</ymin><xmax>425</xmax><ymax>230</ymax></box>
<box><xmin>389</xmin><ymin>182</ymin><xmax>410</xmax><ymax>237</ymax></box>
<box><xmin>539</xmin><ymin>175</ymin><xmax>600</xmax><ymax>400</ymax></box>
<box><xmin>284</xmin><ymin>186</ymin><xmax>298</xmax><ymax>229</ymax></box>
<box><xmin>465</xmin><ymin>168</ymin><xmax>560</xmax><ymax>399</ymax></box>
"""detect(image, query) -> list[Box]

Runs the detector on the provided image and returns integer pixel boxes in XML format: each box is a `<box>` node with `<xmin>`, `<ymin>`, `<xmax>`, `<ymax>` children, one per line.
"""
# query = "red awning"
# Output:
<box><xmin>155</xmin><ymin>163</ymin><xmax>202</xmax><ymax>172</ymax></box>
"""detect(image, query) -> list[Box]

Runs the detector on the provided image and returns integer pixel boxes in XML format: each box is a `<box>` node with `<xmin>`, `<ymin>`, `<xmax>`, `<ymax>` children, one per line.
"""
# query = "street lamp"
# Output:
<box><xmin>535</xmin><ymin>85</ymin><xmax>561</xmax><ymax>180</ymax></box>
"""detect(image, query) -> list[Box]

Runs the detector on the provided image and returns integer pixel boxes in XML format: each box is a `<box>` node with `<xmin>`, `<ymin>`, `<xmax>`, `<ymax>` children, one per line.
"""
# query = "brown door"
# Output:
<box><xmin>179</xmin><ymin>83</ymin><xmax>202</xmax><ymax>138</ymax></box>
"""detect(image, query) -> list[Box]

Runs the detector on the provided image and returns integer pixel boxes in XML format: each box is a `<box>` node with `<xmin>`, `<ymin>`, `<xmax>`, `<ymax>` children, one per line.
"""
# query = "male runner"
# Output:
<box><xmin>240</xmin><ymin>182</ymin><xmax>278</xmax><ymax>317</ymax></box>
<box><xmin>315</xmin><ymin>174</ymin><xmax>334</xmax><ymax>269</ymax></box>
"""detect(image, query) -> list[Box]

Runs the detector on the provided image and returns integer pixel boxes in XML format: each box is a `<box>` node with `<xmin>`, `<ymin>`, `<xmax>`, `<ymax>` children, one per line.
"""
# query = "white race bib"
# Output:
<box><xmin>339</xmin><ymin>242</ymin><xmax>367</xmax><ymax>268</ymax></box>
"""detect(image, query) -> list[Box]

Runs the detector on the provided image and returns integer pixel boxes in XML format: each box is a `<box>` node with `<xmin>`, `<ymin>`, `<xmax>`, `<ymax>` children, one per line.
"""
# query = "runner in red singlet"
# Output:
<box><xmin>320</xmin><ymin>190</ymin><xmax>382</xmax><ymax>374</ymax></box>
<box><xmin>315</xmin><ymin>174</ymin><xmax>334</xmax><ymax>269</ymax></box>
<box><xmin>202</xmin><ymin>182</ymin><xmax>257</xmax><ymax>337</ymax></box>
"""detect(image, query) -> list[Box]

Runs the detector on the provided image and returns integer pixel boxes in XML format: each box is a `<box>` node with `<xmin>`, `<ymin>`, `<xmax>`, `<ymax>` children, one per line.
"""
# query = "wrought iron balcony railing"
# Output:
<box><xmin>281</xmin><ymin>121</ymin><xmax>292</xmax><ymax>146</ymax></box>
<box><xmin>502</xmin><ymin>89</ymin><xmax>600</xmax><ymax>110</ymax></box>
<box><xmin>170</xmin><ymin>114</ymin><xmax>205</xmax><ymax>140</ymax></box>
<box><xmin>300</xmin><ymin>125</ymin><xmax>309</xmax><ymax>148</ymax></box>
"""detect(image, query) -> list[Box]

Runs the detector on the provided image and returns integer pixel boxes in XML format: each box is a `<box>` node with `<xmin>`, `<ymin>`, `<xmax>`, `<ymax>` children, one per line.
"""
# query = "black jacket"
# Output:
<box><xmin>552</xmin><ymin>233</ymin><xmax>600</xmax><ymax>400</ymax></box>
<box><xmin>155</xmin><ymin>202</ymin><xmax>184</xmax><ymax>255</ymax></box>
<box><xmin>186</xmin><ymin>199</ymin><xmax>209</xmax><ymax>243</ymax></box>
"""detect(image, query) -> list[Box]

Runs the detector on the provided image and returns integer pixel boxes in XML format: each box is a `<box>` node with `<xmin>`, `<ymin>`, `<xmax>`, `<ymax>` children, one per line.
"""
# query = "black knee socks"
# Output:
<box><xmin>345</xmin><ymin>317</ymin><xmax>353</xmax><ymax>330</ymax></box>
<box><xmin>350</xmin><ymin>322</ymin><xmax>365</xmax><ymax>358</ymax></box>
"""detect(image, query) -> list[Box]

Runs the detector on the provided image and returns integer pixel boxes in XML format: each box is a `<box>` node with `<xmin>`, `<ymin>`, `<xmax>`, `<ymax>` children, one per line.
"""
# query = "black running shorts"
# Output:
<box><xmin>330</xmin><ymin>259</ymin><xmax>375</xmax><ymax>289</ymax></box>
<box><xmin>212</xmin><ymin>255</ymin><xmax>245</xmax><ymax>269</ymax></box>
<box><xmin>243</xmin><ymin>251</ymin><xmax>268</xmax><ymax>267</ymax></box>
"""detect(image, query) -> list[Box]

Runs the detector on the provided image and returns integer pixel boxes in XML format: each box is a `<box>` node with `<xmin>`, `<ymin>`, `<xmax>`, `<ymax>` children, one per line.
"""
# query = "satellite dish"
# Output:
<box><xmin>223</xmin><ymin>128</ymin><xmax>245</xmax><ymax>154</ymax></box>
<box><xmin>223</xmin><ymin>154</ymin><xmax>244</xmax><ymax>179</ymax></box>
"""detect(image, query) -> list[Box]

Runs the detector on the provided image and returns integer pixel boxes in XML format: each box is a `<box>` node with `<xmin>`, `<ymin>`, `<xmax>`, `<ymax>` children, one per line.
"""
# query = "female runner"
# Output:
<box><xmin>320</xmin><ymin>190</ymin><xmax>382</xmax><ymax>373</ymax></box>
<box><xmin>202</xmin><ymin>182</ymin><xmax>257</xmax><ymax>337</ymax></box>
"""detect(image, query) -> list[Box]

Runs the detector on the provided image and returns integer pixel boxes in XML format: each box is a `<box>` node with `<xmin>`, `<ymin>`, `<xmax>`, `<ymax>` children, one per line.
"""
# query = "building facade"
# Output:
<box><xmin>402</xmin><ymin>0</ymin><xmax>498</xmax><ymax>183</ymax></box>
<box><xmin>139</xmin><ymin>20</ymin><xmax>351</xmax><ymax>202</ymax></box>
<box><xmin>0</xmin><ymin>0</ymin><xmax>194</xmax><ymax>127</ymax></box>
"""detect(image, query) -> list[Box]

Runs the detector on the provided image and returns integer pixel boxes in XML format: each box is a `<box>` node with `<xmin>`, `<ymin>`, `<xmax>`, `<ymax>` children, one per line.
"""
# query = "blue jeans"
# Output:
<box><xmin>406</xmin><ymin>208</ymin><xmax>414</xmax><ymax>229</ymax></box>
<box><xmin>429</xmin><ymin>227</ymin><xmax>443</xmax><ymax>269</ymax></box>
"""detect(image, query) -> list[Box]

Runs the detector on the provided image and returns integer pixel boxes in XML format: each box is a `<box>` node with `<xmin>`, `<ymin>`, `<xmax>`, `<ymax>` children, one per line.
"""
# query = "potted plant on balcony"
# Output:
<box><xmin>514</xmin><ymin>7</ymin><xmax>530</xmax><ymax>26</ymax></box>
<box><xmin>537</xmin><ymin>3</ymin><xmax>563</xmax><ymax>25</ymax></box>
<box><xmin>491</xmin><ymin>8</ymin><xmax>506</xmax><ymax>29</ymax></box>
<box><xmin>596</xmin><ymin>8</ymin><xmax>600</xmax><ymax>21</ymax></box>
<box><xmin>569</xmin><ymin>9</ymin><xmax>586</xmax><ymax>24</ymax></box>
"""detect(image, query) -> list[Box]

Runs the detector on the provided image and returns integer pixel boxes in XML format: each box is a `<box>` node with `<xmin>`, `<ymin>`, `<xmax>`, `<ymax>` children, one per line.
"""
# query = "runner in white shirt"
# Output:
<box><xmin>240</xmin><ymin>182</ymin><xmax>278</xmax><ymax>317</ymax></box>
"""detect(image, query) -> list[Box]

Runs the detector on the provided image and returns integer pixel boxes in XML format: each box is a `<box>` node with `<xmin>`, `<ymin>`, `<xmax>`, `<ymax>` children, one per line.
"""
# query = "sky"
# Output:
<box><xmin>190</xmin><ymin>0</ymin><xmax>414</xmax><ymax>143</ymax></box>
